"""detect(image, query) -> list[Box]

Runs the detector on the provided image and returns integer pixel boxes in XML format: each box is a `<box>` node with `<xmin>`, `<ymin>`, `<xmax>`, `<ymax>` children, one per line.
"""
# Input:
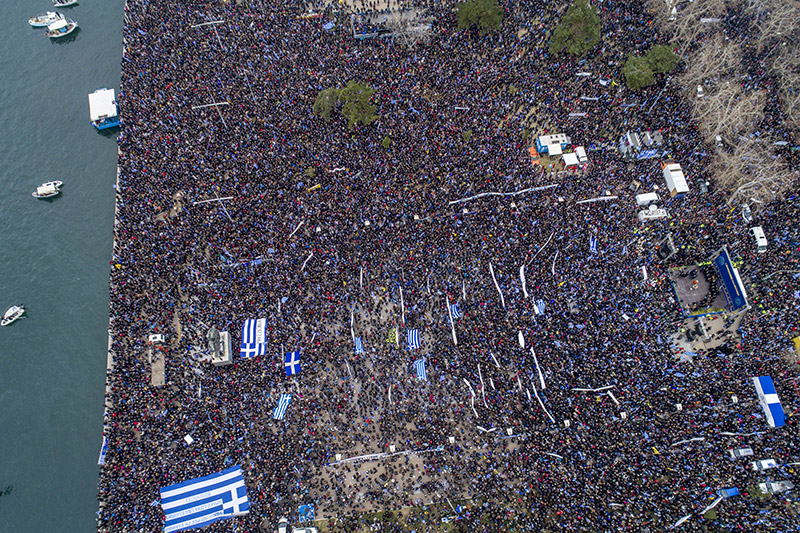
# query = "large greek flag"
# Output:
<box><xmin>752</xmin><ymin>375</ymin><xmax>785</xmax><ymax>427</ymax></box>
<box><xmin>240</xmin><ymin>319</ymin><xmax>267</xmax><ymax>358</ymax></box>
<box><xmin>354</xmin><ymin>337</ymin><xmax>364</xmax><ymax>354</ymax></box>
<box><xmin>407</xmin><ymin>329</ymin><xmax>420</xmax><ymax>350</ymax></box>
<box><xmin>589</xmin><ymin>235</ymin><xmax>598</xmax><ymax>254</ymax></box>
<box><xmin>284</xmin><ymin>352</ymin><xmax>301</xmax><ymax>376</ymax></box>
<box><xmin>273</xmin><ymin>393</ymin><xmax>292</xmax><ymax>420</ymax></box>
<box><xmin>413</xmin><ymin>358</ymin><xmax>427</xmax><ymax>380</ymax></box>
<box><xmin>160</xmin><ymin>466</ymin><xmax>249</xmax><ymax>533</ymax></box>
<box><xmin>450</xmin><ymin>304</ymin><xmax>462</xmax><ymax>320</ymax></box>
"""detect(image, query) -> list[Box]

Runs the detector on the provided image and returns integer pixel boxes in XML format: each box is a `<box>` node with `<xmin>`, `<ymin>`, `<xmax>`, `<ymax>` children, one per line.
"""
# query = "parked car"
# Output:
<box><xmin>277</xmin><ymin>517</ymin><xmax>289</xmax><ymax>533</ymax></box>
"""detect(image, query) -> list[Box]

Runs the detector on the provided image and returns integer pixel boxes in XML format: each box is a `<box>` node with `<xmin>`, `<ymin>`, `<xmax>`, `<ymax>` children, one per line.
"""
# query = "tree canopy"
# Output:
<box><xmin>623</xmin><ymin>54</ymin><xmax>655</xmax><ymax>90</ymax></box>
<box><xmin>312</xmin><ymin>81</ymin><xmax>379</xmax><ymax>129</ymax></box>
<box><xmin>456</xmin><ymin>0</ymin><xmax>503</xmax><ymax>35</ymax></box>
<box><xmin>645</xmin><ymin>44</ymin><xmax>679</xmax><ymax>74</ymax></box>
<box><xmin>549</xmin><ymin>0</ymin><xmax>601</xmax><ymax>57</ymax></box>
<box><xmin>312</xmin><ymin>88</ymin><xmax>341</xmax><ymax>121</ymax></box>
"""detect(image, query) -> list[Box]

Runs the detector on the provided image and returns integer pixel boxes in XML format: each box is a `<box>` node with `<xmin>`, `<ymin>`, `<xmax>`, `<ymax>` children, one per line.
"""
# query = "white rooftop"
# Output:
<box><xmin>562</xmin><ymin>152</ymin><xmax>579</xmax><ymax>167</ymax></box>
<box><xmin>48</xmin><ymin>19</ymin><xmax>68</xmax><ymax>31</ymax></box>
<box><xmin>88</xmin><ymin>88</ymin><xmax>117</xmax><ymax>121</ymax></box>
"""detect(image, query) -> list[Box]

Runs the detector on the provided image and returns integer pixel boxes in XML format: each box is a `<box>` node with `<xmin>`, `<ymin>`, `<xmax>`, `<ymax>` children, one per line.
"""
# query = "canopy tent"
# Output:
<box><xmin>562</xmin><ymin>152</ymin><xmax>579</xmax><ymax>167</ymax></box>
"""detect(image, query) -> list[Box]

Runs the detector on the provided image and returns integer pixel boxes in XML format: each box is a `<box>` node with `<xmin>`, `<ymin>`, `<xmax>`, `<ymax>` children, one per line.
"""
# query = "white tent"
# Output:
<box><xmin>562</xmin><ymin>152</ymin><xmax>579</xmax><ymax>167</ymax></box>
<box><xmin>575</xmin><ymin>146</ymin><xmax>588</xmax><ymax>164</ymax></box>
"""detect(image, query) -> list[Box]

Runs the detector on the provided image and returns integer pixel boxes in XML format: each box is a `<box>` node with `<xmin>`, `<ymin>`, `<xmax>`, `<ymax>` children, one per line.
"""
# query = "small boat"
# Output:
<box><xmin>28</xmin><ymin>11</ymin><xmax>63</xmax><ymax>27</ymax></box>
<box><xmin>32</xmin><ymin>181</ymin><xmax>63</xmax><ymax>199</ymax></box>
<box><xmin>45</xmin><ymin>18</ymin><xmax>78</xmax><ymax>38</ymax></box>
<box><xmin>1</xmin><ymin>305</ymin><xmax>26</xmax><ymax>327</ymax></box>
<box><xmin>53</xmin><ymin>0</ymin><xmax>78</xmax><ymax>7</ymax></box>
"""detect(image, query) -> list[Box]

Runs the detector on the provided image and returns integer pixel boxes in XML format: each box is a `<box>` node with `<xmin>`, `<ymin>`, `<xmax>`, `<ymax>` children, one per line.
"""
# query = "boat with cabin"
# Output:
<box><xmin>32</xmin><ymin>181</ymin><xmax>63</xmax><ymax>199</ymax></box>
<box><xmin>29</xmin><ymin>11</ymin><xmax>63</xmax><ymax>27</ymax></box>
<box><xmin>88</xmin><ymin>88</ymin><xmax>120</xmax><ymax>130</ymax></box>
<box><xmin>45</xmin><ymin>18</ymin><xmax>78</xmax><ymax>39</ymax></box>
<box><xmin>1</xmin><ymin>305</ymin><xmax>26</xmax><ymax>327</ymax></box>
<box><xmin>53</xmin><ymin>0</ymin><xmax>79</xmax><ymax>7</ymax></box>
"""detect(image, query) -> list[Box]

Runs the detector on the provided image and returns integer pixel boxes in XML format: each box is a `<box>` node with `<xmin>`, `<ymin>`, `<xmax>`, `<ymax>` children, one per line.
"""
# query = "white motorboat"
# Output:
<box><xmin>45</xmin><ymin>18</ymin><xmax>78</xmax><ymax>39</ymax></box>
<box><xmin>1</xmin><ymin>305</ymin><xmax>26</xmax><ymax>327</ymax></box>
<box><xmin>32</xmin><ymin>181</ymin><xmax>63</xmax><ymax>199</ymax></box>
<box><xmin>29</xmin><ymin>11</ymin><xmax>63</xmax><ymax>27</ymax></box>
<box><xmin>53</xmin><ymin>0</ymin><xmax>79</xmax><ymax>7</ymax></box>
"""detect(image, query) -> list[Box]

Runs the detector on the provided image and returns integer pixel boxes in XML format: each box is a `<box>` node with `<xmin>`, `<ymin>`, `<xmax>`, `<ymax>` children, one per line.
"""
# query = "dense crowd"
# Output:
<box><xmin>97</xmin><ymin>0</ymin><xmax>800</xmax><ymax>531</ymax></box>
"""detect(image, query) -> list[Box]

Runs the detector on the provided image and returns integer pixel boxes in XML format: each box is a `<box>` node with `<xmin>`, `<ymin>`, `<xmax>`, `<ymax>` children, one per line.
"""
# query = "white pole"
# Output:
<box><xmin>463</xmin><ymin>379</ymin><xmax>479</xmax><ymax>418</ymax></box>
<box><xmin>301</xmin><ymin>252</ymin><xmax>314</xmax><ymax>271</ymax></box>
<box><xmin>531</xmin><ymin>348</ymin><xmax>546</xmax><ymax>390</ymax></box>
<box><xmin>531</xmin><ymin>384</ymin><xmax>555</xmax><ymax>423</ymax></box>
<box><xmin>490</xmin><ymin>352</ymin><xmax>501</xmax><ymax>369</ymax></box>
<box><xmin>446</xmin><ymin>297</ymin><xmax>458</xmax><ymax>346</ymax></box>
<box><xmin>360</xmin><ymin>267</ymin><xmax>363</xmax><ymax>290</ymax></box>
<box><xmin>346</xmin><ymin>361</ymin><xmax>353</xmax><ymax>380</ymax></box>
<box><xmin>489</xmin><ymin>263</ymin><xmax>505</xmax><ymax>308</ymax></box>
<box><xmin>489</xmin><ymin>377</ymin><xmax>495</xmax><ymax>390</ymax></box>
<box><xmin>287</xmin><ymin>220</ymin><xmax>304</xmax><ymax>239</ymax></box>
<box><xmin>520</xmin><ymin>265</ymin><xmax>528</xmax><ymax>298</ymax></box>
<box><xmin>399</xmin><ymin>286</ymin><xmax>405</xmax><ymax>325</ymax></box>
<box><xmin>551</xmin><ymin>249</ymin><xmax>559</xmax><ymax>277</ymax></box>
<box><xmin>478</xmin><ymin>364</ymin><xmax>488</xmax><ymax>409</ymax></box>
<box><xmin>526</xmin><ymin>231</ymin><xmax>555</xmax><ymax>266</ymax></box>
<box><xmin>462</xmin><ymin>280</ymin><xmax>466</xmax><ymax>301</ymax></box>
<box><xmin>350</xmin><ymin>308</ymin><xmax>355</xmax><ymax>342</ymax></box>
<box><xmin>388</xmin><ymin>383</ymin><xmax>392</xmax><ymax>404</ymax></box>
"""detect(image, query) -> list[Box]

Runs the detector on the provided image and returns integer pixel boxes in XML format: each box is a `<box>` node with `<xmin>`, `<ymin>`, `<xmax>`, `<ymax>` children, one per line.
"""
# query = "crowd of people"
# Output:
<box><xmin>97</xmin><ymin>0</ymin><xmax>800</xmax><ymax>531</ymax></box>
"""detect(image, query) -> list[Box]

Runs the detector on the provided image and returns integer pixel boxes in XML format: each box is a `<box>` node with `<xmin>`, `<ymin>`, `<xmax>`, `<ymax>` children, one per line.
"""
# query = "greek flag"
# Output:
<box><xmin>354</xmin><ymin>337</ymin><xmax>364</xmax><ymax>354</ymax></box>
<box><xmin>589</xmin><ymin>235</ymin><xmax>598</xmax><ymax>254</ymax></box>
<box><xmin>284</xmin><ymin>352</ymin><xmax>301</xmax><ymax>376</ymax></box>
<box><xmin>240</xmin><ymin>319</ymin><xmax>267</xmax><ymax>358</ymax></box>
<box><xmin>752</xmin><ymin>376</ymin><xmax>784</xmax><ymax>427</ymax></box>
<box><xmin>407</xmin><ymin>329</ymin><xmax>420</xmax><ymax>350</ymax></box>
<box><xmin>160</xmin><ymin>466</ymin><xmax>249</xmax><ymax>533</ymax></box>
<box><xmin>536</xmin><ymin>299</ymin><xmax>546</xmax><ymax>316</ymax></box>
<box><xmin>98</xmin><ymin>435</ymin><xmax>108</xmax><ymax>466</ymax></box>
<box><xmin>273</xmin><ymin>393</ymin><xmax>292</xmax><ymax>420</ymax></box>
<box><xmin>450</xmin><ymin>304</ymin><xmax>462</xmax><ymax>320</ymax></box>
<box><xmin>413</xmin><ymin>358</ymin><xmax>427</xmax><ymax>380</ymax></box>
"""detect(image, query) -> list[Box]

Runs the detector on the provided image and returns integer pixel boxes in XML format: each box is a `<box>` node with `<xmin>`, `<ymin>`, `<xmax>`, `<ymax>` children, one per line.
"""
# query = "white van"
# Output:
<box><xmin>635</xmin><ymin>192</ymin><xmax>659</xmax><ymax>206</ymax></box>
<box><xmin>751</xmin><ymin>226</ymin><xmax>767</xmax><ymax>253</ymax></box>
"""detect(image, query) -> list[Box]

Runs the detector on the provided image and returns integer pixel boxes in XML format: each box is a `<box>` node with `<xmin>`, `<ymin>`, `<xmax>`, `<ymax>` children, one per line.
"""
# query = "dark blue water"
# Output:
<box><xmin>0</xmin><ymin>1</ymin><xmax>121</xmax><ymax>530</ymax></box>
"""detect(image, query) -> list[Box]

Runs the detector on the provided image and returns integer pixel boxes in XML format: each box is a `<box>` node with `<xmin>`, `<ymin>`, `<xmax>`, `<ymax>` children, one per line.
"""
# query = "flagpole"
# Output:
<box><xmin>445</xmin><ymin>297</ymin><xmax>457</xmax><ymax>346</ymax></box>
<box><xmin>489</xmin><ymin>263</ymin><xmax>505</xmax><ymax>308</ymax></box>
<box><xmin>478</xmin><ymin>364</ymin><xmax>488</xmax><ymax>409</ymax></box>
<box><xmin>520</xmin><ymin>265</ymin><xmax>528</xmax><ymax>299</ymax></box>
<box><xmin>531</xmin><ymin>348</ymin><xmax>546</xmax><ymax>390</ymax></box>
<box><xmin>399</xmin><ymin>286</ymin><xmax>405</xmax><ymax>326</ymax></box>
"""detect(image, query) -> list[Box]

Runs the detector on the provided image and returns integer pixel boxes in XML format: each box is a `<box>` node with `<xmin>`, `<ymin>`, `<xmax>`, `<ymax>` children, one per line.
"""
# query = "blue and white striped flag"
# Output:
<box><xmin>160</xmin><ymin>466</ymin><xmax>250</xmax><ymax>533</ymax></box>
<box><xmin>354</xmin><ymin>337</ymin><xmax>364</xmax><ymax>354</ymax></box>
<box><xmin>284</xmin><ymin>352</ymin><xmax>301</xmax><ymax>376</ymax></box>
<box><xmin>450</xmin><ymin>304</ymin><xmax>462</xmax><ymax>320</ymax></box>
<box><xmin>536</xmin><ymin>299</ymin><xmax>546</xmax><ymax>316</ymax></box>
<box><xmin>413</xmin><ymin>358</ymin><xmax>427</xmax><ymax>380</ymax></box>
<box><xmin>752</xmin><ymin>376</ymin><xmax>785</xmax><ymax>427</ymax></box>
<box><xmin>589</xmin><ymin>235</ymin><xmax>598</xmax><ymax>254</ymax></box>
<box><xmin>407</xmin><ymin>329</ymin><xmax>420</xmax><ymax>350</ymax></box>
<box><xmin>98</xmin><ymin>435</ymin><xmax>108</xmax><ymax>466</ymax></box>
<box><xmin>240</xmin><ymin>318</ymin><xmax>267</xmax><ymax>358</ymax></box>
<box><xmin>273</xmin><ymin>393</ymin><xmax>292</xmax><ymax>420</ymax></box>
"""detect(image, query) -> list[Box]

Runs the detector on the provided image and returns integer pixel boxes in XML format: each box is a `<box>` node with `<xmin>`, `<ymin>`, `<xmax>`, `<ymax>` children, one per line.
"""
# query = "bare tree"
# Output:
<box><xmin>692</xmin><ymin>81</ymin><xmax>765</xmax><ymax>145</ymax></box>
<box><xmin>663</xmin><ymin>0</ymin><xmax>728</xmax><ymax>55</ymax></box>
<box><xmin>679</xmin><ymin>35</ymin><xmax>741</xmax><ymax>90</ymax></box>
<box><xmin>709</xmin><ymin>136</ymin><xmax>796</xmax><ymax>208</ymax></box>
